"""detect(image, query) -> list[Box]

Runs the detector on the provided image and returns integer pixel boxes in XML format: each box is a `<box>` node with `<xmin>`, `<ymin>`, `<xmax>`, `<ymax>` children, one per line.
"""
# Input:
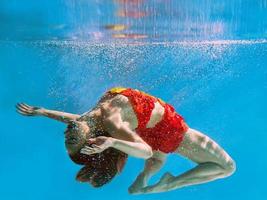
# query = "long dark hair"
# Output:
<box><xmin>68</xmin><ymin>128</ymin><xmax>128</xmax><ymax>188</ymax></box>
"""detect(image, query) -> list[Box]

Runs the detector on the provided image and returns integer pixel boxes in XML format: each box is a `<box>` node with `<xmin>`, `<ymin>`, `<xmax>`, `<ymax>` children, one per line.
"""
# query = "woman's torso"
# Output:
<box><xmin>95</xmin><ymin>87</ymin><xmax>189</xmax><ymax>153</ymax></box>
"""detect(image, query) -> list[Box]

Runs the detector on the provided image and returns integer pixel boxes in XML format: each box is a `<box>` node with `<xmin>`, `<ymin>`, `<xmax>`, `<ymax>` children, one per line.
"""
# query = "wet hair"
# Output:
<box><xmin>68</xmin><ymin>127</ymin><xmax>128</xmax><ymax>188</ymax></box>
<box><xmin>75</xmin><ymin>148</ymin><xmax>128</xmax><ymax>187</ymax></box>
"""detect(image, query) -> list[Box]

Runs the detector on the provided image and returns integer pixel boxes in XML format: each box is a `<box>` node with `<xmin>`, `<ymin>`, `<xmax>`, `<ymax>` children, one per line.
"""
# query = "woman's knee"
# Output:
<box><xmin>222</xmin><ymin>158</ymin><xmax>236</xmax><ymax>177</ymax></box>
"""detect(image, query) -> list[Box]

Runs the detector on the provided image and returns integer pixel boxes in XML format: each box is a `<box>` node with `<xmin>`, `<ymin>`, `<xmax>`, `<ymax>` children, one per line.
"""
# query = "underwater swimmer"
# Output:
<box><xmin>16</xmin><ymin>87</ymin><xmax>235</xmax><ymax>194</ymax></box>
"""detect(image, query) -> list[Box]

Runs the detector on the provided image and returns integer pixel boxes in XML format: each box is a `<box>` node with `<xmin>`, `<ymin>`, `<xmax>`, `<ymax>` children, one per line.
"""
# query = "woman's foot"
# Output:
<box><xmin>128</xmin><ymin>172</ymin><xmax>147</xmax><ymax>194</ymax></box>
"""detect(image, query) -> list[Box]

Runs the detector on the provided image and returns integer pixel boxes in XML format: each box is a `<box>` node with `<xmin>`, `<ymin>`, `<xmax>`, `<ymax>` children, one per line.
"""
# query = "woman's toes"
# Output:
<box><xmin>160</xmin><ymin>172</ymin><xmax>175</xmax><ymax>183</ymax></box>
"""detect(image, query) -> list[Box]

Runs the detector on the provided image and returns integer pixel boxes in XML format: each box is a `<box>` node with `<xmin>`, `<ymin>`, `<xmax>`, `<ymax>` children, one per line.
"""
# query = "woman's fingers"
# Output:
<box><xmin>80</xmin><ymin>147</ymin><xmax>95</xmax><ymax>155</ymax></box>
<box><xmin>16</xmin><ymin>104</ymin><xmax>34</xmax><ymax>116</ymax></box>
<box><xmin>16</xmin><ymin>103</ymin><xmax>32</xmax><ymax>112</ymax></box>
<box><xmin>88</xmin><ymin>136</ymin><xmax>107</xmax><ymax>145</ymax></box>
<box><xmin>16</xmin><ymin>103</ymin><xmax>40</xmax><ymax>116</ymax></box>
<box><xmin>80</xmin><ymin>145</ymin><xmax>103</xmax><ymax>155</ymax></box>
<box><xmin>81</xmin><ymin>137</ymin><xmax>111</xmax><ymax>155</ymax></box>
<box><xmin>91</xmin><ymin>144</ymin><xmax>102</xmax><ymax>149</ymax></box>
<box><xmin>21</xmin><ymin>103</ymin><xmax>40</xmax><ymax>110</ymax></box>
<box><xmin>16</xmin><ymin>109</ymin><xmax>34</xmax><ymax>116</ymax></box>
<box><xmin>16</xmin><ymin>105</ymin><xmax>30</xmax><ymax>113</ymax></box>
<box><xmin>20</xmin><ymin>103</ymin><xmax>32</xmax><ymax>109</ymax></box>
<box><xmin>17</xmin><ymin>103</ymin><xmax>28</xmax><ymax>110</ymax></box>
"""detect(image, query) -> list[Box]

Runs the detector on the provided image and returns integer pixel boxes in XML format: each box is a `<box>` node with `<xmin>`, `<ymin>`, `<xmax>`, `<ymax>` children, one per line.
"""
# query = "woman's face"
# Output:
<box><xmin>65</xmin><ymin>121</ymin><xmax>90</xmax><ymax>155</ymax></box>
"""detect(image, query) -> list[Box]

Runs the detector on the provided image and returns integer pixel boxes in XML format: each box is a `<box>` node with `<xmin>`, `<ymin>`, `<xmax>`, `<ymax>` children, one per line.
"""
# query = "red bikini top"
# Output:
<box><xmin>108</xmin><ymin>87</ymin><xmax>188</xmax><ymax>153</ymax></box>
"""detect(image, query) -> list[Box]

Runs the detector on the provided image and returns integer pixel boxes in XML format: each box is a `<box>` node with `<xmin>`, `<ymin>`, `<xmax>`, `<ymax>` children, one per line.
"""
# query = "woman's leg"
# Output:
<box><xmin>128</xmin><ymin>151</ymin><xmax>166</xmax><ymax>194</ymax></box>
<box><xmin>141</xmin><ymin>128</ymin><xmax>236</xmax><ymax>193</ymax></box>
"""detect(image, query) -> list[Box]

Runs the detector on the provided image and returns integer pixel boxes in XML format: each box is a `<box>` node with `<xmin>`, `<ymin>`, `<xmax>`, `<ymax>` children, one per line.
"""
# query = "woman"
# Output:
<box><xmin>16</xmin><ymin>87</ymin><xmax>236</xmax><ymax>194</ymax></box>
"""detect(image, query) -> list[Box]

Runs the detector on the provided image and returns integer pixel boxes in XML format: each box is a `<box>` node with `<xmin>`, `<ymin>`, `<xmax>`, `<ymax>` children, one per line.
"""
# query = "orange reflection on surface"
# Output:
<box><xmin>112</xmin><ymin>33</ymin><xmax>148</xmax><ymax>39</ymax></box>
<box><xmin>117</xmin><ymin>10</ymin><xmax>147</xmax><ymax>18</ymax></box>
<box><xmin>104</xmin><ymin>24</ymin><xmax>128</xmax><ymax>31</ymax></box>
<box><xmin>115</xmin><ymin>0</ymin><xmax>144</xmax><ymax>5</ymax></box>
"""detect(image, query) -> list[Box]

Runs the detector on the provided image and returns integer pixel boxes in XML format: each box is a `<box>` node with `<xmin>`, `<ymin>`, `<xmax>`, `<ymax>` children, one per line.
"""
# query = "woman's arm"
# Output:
<box><xmin>112</xmin><ymin>137</ymin><xmax>153</xmax><ymax>159</ymax></box>
<box><xmin>80</xmin><ymin>136</ymin><xmax>153</xmax><ymax>159</ymax></box>
<box><xmin>16</xmin><ymin>103</ymin><xmax>80</xmax><ymax>123</ymax></box>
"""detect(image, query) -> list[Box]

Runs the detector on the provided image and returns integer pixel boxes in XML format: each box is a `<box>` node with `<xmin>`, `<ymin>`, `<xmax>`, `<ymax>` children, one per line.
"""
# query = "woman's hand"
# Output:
<box><xmin>80</xmin><ymin>136</ymin><xmax>115</xmax><ymax>155</ymax></box>
<box><xmin>16</xmin><ymin>103</ymin><xmax>43</xmax><ymax>116</ymax></box>
<box><xmin>128</xmin><ymin>172</ymin><xmax>147</xmax><ymax>194</ymax></box>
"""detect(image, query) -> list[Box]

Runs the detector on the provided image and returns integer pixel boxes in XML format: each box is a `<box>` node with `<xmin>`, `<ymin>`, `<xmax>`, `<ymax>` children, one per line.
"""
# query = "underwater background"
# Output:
<box><xmin>0</xmin><ymin>1</ymin><xmax>267</xmax><ymax>200</ymax></box>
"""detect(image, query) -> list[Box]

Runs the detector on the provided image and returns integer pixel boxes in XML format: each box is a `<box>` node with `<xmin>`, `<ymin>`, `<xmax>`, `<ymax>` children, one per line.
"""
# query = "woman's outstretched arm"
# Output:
<box><xmin>16</xmin><ymin>103</ymin><xmax>80</xmax><ymax>123</ymax></box>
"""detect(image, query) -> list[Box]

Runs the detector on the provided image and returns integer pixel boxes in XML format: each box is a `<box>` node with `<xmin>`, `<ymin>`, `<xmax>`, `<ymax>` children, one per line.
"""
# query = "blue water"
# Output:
<box><xmin>1</xmin><ymin>1</ymin><xmax>267</xmax><ymax>200</ymax></box>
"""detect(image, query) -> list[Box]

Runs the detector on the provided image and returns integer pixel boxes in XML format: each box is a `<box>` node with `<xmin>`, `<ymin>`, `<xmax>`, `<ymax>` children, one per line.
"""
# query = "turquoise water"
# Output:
<box><xmin>1</xmin><ymin>1</ymin><xmax>267</xmax><ymax>200</ymax></box>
